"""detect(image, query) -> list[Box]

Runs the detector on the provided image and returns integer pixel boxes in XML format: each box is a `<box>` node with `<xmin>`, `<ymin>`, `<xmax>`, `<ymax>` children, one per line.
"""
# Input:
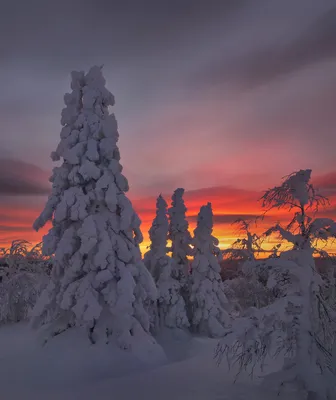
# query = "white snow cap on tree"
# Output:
<box><xmin>261</xmin><ymin>169</ymin><xmax>326</xmax><ymax>211</ymax></box>
<box><xmin>190</xmin><ymin>203</ymin><xmax>230</xmax><ymax>337</ymax></box>
<box><xmin>144</xmin><ymin>195</ymin><xmax>189</xmax><ymax>330</ymax></box>
<box><xmin>168</xmin><ymin>188</ymin><xmax>193</xmax><ymax>279</ymax></box>
<box><xmin>32</xmin><ymin>66</ymin><xmax>157</xmax><ymax>349</ymax></box>
<box><xmin>283</xmin><ymin>169</ymin><xmax>312</xmax><ymax>206</ymax></box>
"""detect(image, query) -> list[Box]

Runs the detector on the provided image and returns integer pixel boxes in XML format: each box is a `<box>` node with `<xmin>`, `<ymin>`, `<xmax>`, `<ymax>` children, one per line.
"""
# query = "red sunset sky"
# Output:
<box><xmin>1</xmin><ymin>167</ymin><xmax>335</xmax><ymax>254</ymax></box>
<box><xmin>0</xmin><ymin>1</ymin><xmax>336</xmax><ymax>253</ymax></box>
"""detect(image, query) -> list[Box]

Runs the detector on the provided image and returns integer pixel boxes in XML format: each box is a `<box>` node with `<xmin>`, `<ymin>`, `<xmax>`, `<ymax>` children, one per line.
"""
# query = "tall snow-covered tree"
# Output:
<box><xmin>32</xmin><ymin>67</ymin><xmax>158</xmax><ymax>349</ymax></box>
<box><xmin>168</xmin><ymin>188</ymin><xmax>193</xmax><ymax>281</ymax></box>
<box><xmin>144</xmin><ymin>195</ymin><xmax>189</xmax><ymax>330</ymax></box>
<box><xmin>216</xmin><ymin>170</ymin><xmax>336</xmax><ymax>400</ymax></box>
<box><xmin>189</xmin><ymin>203</ymin><xmax>230</xmax><ymax>337</ymax></box>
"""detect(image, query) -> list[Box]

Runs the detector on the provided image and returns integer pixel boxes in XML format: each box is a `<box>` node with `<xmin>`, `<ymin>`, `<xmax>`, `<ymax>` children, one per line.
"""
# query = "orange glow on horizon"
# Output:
<box><xmin>1</xmin><ymin>186</ymin><xmax>335</xmax><ymax>256</ymax></box>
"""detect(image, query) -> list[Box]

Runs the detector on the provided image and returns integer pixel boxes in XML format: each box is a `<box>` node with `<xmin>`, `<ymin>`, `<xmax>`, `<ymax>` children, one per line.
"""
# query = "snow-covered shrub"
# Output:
<box><xmin>144</xmin><ymin>195</ymin><xmax>189</xmax><ymax>330</ymax></box>
<box><xmin>31</xmin><ymin>67</ymin><xmax>158</xmax><ymax>348</ymax></box>
<box><xmin>222</xmin><ymin>220</ymin><xmax>276</xmax><ymax>313</ymax></box>
<box><xmin>222</xmin><ymin>219</ymin><xmax>263</xmax><ymax>262</ymax></box>
<box><xmin>220</xmin><ymin>259</ymin><xmax>241</xmax><ymax>281</ymax></box>
<box><xmin>0</xmin><ymin>240</ymin><xmax>50</xmax><ymax>276</ymax></box>
<box><xmin>222</xmin><ymin>219</ymin><xmax>273</xmax><ymax>284</ymax></box>
<box><xmin>168</xmin><ymin>188</ymin><xmax>193</xmax><ymax>282</ymax></box>
<box><xmin>321</xmin><ymin>261</ymin><xmax>336</xmax><ymax>307</ymax></box>
<box><xmin>0</xmin><ymin>271</ymin><xmax>48</xmax><ymax>323</ymax></box>
<box><xmin>189</xmin><ymin>203</ymin><xmax>230</xmax><ymax>337</ymax></box>
<box><xmin>0</xmin><ymin>241</ymin><xmax>50</xmax><ymax>323</ymax></box>
<box><xmin>224</xmin><ymin>274</ymin><xmax>275</xmax><ymax>312</ymax></box>
<box><xmin>216</xmin><ymin>252</ymin><xmax>334</xmax><ymax>388</ymax></box>
<box><xmin>216</xmin><ymin>170</ymin><xmax>336</xmax><ymax>400</ymax></box>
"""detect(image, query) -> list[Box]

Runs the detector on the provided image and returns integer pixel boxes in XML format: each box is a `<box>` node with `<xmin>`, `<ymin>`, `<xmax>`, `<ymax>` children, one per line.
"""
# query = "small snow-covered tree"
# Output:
<box><xmin>216</xmin><ymin>170</ymin><xmax>336</xmax><ymax>400</ymax></box>
<box><xmin>0</xmin><ymin>271</ymin><xmax>48</xmax><ymax>323</ymax></box>
<box><xmin>223</xmin><ymin>220</ymin><xmax>276</xmax><ymax>312</ymax></box>
<box><xmin>144</xmin><ymin>195</ymin><xmax>189</xmax><ymax>330</ymax></box>
<box><xmin>0</xmin><ymin>240</ymin><xmax>38</xmax><ymax>274</ymax></box>
<box><xmin>222</xmin><ymin>219</ymin><xmax>263</xmax><ymax>262</ymax></box>
<box><xmin>189</xmin><ymin>203</ymin><xmax>230</xmax><ymax>337</ymax></box>
<box><xmin>224</xmin><ymin>274</ymin><xmax>276</xmax><ymax>314</ymax></box>
<box><xmin>32</xmin><ymin>67</ymin><xmax>158</xmax><ymax>349</ymax></box>
<box><xmin>0</xmin><ymin>241</ymin><xmax>50</xmax><ymax>323</ymax></box>
<box><xmin>168</xmin><ymin>188</ymin><xmax>193</xmax><ymax>281</ymax></box>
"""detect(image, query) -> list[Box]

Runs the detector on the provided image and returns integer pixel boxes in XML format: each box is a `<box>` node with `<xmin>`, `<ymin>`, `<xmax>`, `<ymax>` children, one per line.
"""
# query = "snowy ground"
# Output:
<box><xmin>0</xmin><ymin>323</ymin><xmax>301</xmax><ymax>400</ymax></box>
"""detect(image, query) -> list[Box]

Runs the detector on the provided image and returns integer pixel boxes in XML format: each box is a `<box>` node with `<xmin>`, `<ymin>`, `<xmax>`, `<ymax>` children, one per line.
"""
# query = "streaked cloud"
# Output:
<box><xmin>192</xmin><ymin>7</ymin><xmax>336</xmax><ymax>90</ymax></box>
<box><xmin>0</xmin><ymin>159</ymin><xmax>50</xmax><ymax>196</ymax></box>
<box><xmin>314</xmin><ymin>171</ymin><xmax>336</xmax><ymax>196</ymax></box>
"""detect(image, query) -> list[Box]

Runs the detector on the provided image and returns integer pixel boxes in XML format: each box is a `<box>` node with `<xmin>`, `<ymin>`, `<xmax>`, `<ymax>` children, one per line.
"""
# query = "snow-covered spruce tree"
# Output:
<box><xmin>144</xmin><ymin>195</ymin><xmax>170</xmax><ymax>279</ymax></box>
<box><xmin>32</xmin><ymin>67</ymin><xmax>158</xmax><ymax>349</ymax></box>
<box><xmin>189</xmin><ymin>203</ymin><xmax>230</xmax><ymax>337</ymax></box>
<box><xmin>168</xmin><ymin>188</ymin><xmax>193</xmax><ymax>281</ymax></box>
<box><xmin>216</xmin><ymin>170</ymin><xmax>336</xmax><ymax>400</ymax></box>
<box><xmin>0</xmin><ymin>271</ymin><xmax>48</xmax><ymax>324</ymax></box>
<box><xmin>144</xmin><ymin>195</ymin><xmax>189</xmax><ymax>330</ymax></box>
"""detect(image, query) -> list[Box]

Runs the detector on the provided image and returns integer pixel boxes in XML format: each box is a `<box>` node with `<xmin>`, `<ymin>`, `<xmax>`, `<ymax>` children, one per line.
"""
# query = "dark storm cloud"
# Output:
<box><xmin>0</xmin><ymin>0</ymin><xmax>245</xmax><ymax>72</ymax></box>
<box><xmin>0</xmin><ymin>159</ymin><xmax>50</xmax><ymax>196</ymax></box>
<box><xmin>0</xmin><ymin>179</ymin><xmax>47</xmax><ymax>196</ymax></box>
<box><xmin>193</xmin><ymin>6</ymin><xmax>336</xmax><ymax>89</ymax></box>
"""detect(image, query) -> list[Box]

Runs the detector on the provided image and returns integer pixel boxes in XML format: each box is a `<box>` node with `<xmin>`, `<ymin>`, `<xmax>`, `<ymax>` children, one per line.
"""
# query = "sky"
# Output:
<box><xmin>1</xmin><ymin>0</ymin><xmax>336</xmax><ymax>252</ymax></box>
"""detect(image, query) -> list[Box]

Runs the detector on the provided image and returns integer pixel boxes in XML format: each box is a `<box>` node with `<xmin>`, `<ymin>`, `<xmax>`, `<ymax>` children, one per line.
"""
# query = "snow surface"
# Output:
<box><xmin>0</xmin><ymin>322</ymin><xmax>302</xmax><ymax>400</ymax></box>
